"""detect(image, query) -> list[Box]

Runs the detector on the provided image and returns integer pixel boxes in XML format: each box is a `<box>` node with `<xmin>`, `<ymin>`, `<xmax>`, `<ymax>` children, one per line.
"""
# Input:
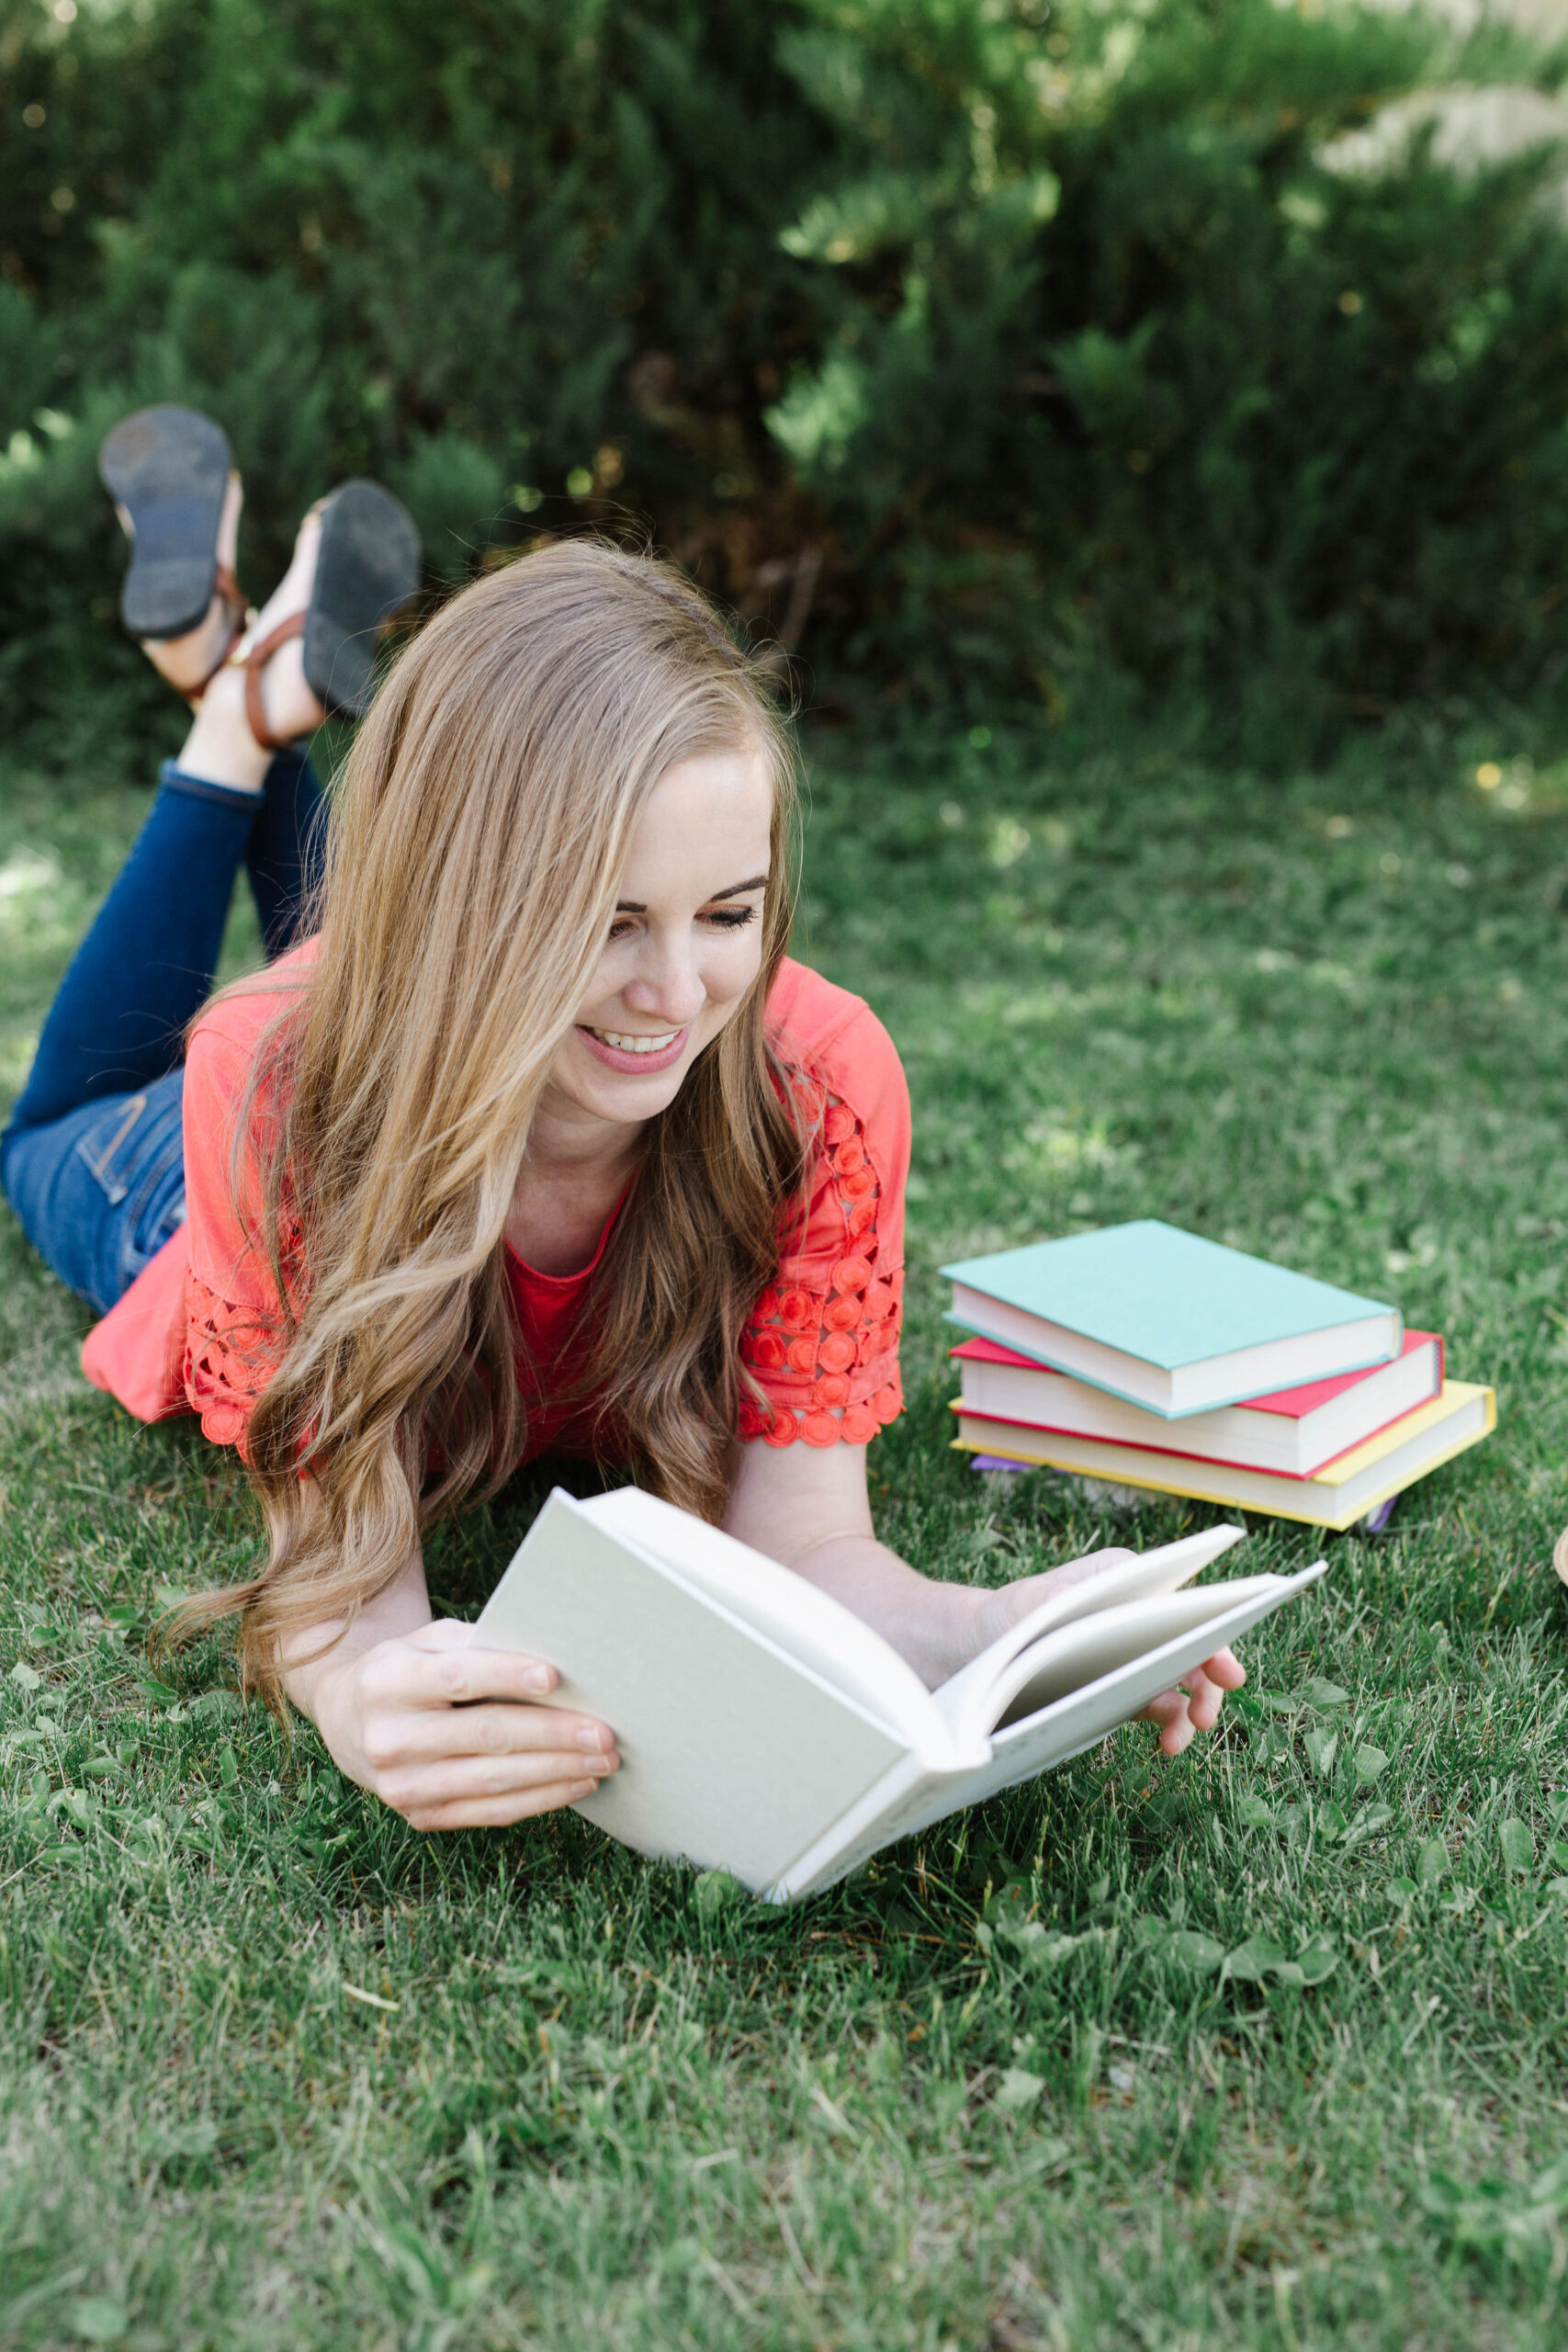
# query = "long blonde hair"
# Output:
<box><xmin>187</xmin><ymin>541</ymin><xmax>807</xmax><ymax>1701</ymax></box>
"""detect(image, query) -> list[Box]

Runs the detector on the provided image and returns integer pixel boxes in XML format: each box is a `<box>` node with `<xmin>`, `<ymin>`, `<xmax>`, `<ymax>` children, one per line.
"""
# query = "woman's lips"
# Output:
<box><xmin>576</xmin><ymin>1023</ymin><xmax>690</xmax><ymax>1075</ymax></box>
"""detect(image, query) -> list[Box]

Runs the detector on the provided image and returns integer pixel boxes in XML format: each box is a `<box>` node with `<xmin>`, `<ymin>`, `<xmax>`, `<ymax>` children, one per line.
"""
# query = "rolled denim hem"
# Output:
<box><xmin>158</xmin><ymin>759</ymin><xmax>268</xmax><ymax>813</ymax></box>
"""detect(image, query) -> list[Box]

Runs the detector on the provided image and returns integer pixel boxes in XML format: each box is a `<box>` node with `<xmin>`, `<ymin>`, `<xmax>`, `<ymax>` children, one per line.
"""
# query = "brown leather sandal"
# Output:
<box><xmin>186</xmin><ymin>560</ymin><xmax>251</xmax><ymax>705</ymax></box>
<box><xmin>231</xmin><ymin>480</ymin><xmax>420</xmax><ymax>749</ymax></box>
<box><xmin>99</xmin><ymin>404</ymin><xmax>247</xmax><ymax>656</ymax></box>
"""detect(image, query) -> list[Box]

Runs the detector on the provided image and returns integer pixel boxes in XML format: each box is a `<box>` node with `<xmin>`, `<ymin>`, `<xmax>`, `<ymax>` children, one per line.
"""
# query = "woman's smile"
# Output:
<box><xmin>577</xmin><ymin>1022</ymin><xmax>690</xmax><ymax>1074</ymax></box>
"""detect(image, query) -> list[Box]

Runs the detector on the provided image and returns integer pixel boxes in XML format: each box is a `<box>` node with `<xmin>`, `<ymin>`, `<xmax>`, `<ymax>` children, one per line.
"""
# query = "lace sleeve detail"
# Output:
<box><xmin>738</xmin><ymin>1097</ymin><xmax>904</xmax><ymax>1447</ymax></box>
<box><xmin>182</xmin><ymin>1269</ymin><xmax>283</xmax><ymax>1455</ymax></box>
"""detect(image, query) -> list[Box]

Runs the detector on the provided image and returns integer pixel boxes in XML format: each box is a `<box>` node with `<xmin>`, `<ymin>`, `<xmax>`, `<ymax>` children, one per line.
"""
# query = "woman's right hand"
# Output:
<box><xmin>308</xmin><ymin>1619</ymin><xmax>620</xmax><ymax>1830</ymax></box>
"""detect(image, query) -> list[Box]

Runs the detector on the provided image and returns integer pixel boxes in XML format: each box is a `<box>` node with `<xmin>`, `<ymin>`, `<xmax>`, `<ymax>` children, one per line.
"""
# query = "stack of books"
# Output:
<box><xmin>942</xmin><ymin>1220</ymin><xmax>1495</xmax><ymax>1530</ymax></box>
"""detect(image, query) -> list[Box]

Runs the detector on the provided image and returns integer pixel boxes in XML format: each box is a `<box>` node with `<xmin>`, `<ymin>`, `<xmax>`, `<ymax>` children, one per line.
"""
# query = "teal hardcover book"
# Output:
<box><xmin>942</xmin><ymin>1221</ymin><xmax>1401</xmax><ymax>1419</ymax></box>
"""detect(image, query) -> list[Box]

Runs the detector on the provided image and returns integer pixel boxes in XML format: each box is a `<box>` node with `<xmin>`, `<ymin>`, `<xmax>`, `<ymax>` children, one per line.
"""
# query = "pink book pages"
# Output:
<box><xmin>950</xmin><ymin>1329</ymin><xmax>1442</xmax><ymax>1419</ymax></box>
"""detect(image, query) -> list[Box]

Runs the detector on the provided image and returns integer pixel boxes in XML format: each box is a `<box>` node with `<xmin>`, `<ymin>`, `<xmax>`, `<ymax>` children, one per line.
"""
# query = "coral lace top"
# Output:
<box><xmin>78</xmin><ymin>945</ymin><xmax>909</xmax><ymax>1463</ymax></box>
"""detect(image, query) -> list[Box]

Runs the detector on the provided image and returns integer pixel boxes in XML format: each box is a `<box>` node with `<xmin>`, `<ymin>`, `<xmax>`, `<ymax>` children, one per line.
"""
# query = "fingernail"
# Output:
<box><xmin>576</xmin><ymin>1726</ymin><xmax>607</xmax><ymax>1752</ymax></box>
<box><xmin>524</xmin><ymin>1666</ymin><xmax>552</xmax><ymax>1694</ymax></box>
<box><xmin>585</xmin><ymin>1751</ymin><xmax>616</xmax><ymax>1773</ymax></box>
<box><xmin>570</xmin><ymin>1779</ymin><xmax>597</xmax><ymax>1801</ymax></box>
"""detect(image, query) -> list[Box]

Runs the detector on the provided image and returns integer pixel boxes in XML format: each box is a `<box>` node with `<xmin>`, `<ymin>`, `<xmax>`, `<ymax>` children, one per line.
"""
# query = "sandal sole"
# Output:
<box><xmin>98</xmin><ymin>405</ymin><xmax>233</xmax><ymax>641</ymax></box>
<box><xmin>303</xmin><ymin>481</ymin><xmax>422</xmax><ymax>718</ymax></box>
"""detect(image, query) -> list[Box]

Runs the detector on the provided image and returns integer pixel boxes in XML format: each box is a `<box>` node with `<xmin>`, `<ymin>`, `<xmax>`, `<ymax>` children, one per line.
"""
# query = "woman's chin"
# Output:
<box><xmin>563</xmin><ymin>1041</ymin><xmax>694</xmax><ymax>1121</ymax></box>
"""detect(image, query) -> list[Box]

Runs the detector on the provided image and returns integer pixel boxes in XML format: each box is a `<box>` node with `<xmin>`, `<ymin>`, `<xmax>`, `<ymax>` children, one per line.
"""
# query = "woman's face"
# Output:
<box><xmin>542</xmin><ymin>744</ymin><xmax>775</xmax><ymax>1132</ymax></box>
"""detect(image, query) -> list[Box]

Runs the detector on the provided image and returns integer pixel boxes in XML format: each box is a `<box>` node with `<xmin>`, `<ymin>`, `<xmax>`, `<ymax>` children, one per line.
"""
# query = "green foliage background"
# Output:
<box><xmin>5</xmin><ymin>0</ymin><xmax>1568</xmax><ymax>737</ymax></box>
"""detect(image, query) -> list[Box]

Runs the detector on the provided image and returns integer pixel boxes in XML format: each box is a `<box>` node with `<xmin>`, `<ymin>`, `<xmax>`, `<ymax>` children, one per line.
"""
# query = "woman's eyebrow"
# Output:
<box><xmin>615</xmin><ymin>872</ymin><xmax>770</xmax><ymax>911</ymax></box>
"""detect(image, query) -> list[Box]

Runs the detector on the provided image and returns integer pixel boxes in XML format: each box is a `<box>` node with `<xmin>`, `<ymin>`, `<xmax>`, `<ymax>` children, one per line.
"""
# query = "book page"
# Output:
<box><xmin>581</xmin><ymin>1487</ymin><xmax>961</xmax><ymax>1765</ymax></box>
<box><xmin>776</xmin><ymin>1565</ymin><xmax>1326</xmax><ymax>1903</ymax></box>
<box><xmin>988</xmin><ymin>1575</ymin><xmax>1289</xmax><ymax>1725</ymax></box>
<box><xmin>931</xmin><ymin>1523</ymin><xmax>1246</xmax><ymax>1748</ymax></box>
<box><xmin>932</xmin><ymin>1562</ymin><xmax>1328</xmax><ymax>1825</ymax></box>
<box><xmin>471</xmin><ymin>1492</ymin><xmax>910</xmax><ymax>1892</ymax></box>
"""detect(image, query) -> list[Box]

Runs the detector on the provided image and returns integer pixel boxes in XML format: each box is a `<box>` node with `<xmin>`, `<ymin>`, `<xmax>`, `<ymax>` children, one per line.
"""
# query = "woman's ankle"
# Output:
<box><xmin>174</xmin><ymin>666</ymin><xmax>270</xmax><ymax>796</ymax></box>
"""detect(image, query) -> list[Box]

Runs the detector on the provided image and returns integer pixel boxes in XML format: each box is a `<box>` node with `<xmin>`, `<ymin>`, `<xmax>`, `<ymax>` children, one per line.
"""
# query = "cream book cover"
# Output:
<box><xmin>469</xmin><ymin>1489</ymin><xmax>1325</xmax><ymax>1900</ymax></box>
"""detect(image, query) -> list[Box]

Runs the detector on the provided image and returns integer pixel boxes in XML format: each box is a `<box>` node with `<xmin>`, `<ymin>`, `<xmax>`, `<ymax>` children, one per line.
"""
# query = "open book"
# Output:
<box><xmin>470</xmin><ymin>1488</ymin><xmax>1326</xmax><ymax>1903</ymax></box>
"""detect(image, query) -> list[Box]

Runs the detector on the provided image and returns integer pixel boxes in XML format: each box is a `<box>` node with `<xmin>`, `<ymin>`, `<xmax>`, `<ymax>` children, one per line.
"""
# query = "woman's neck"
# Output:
<box><xmin>504</xmin><ymin>1091</ymin><xmax>644</xmax><ymax>1277</ymax></box>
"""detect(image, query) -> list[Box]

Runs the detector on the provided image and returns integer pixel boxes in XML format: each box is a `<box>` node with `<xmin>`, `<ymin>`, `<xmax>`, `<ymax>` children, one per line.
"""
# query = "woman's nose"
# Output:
<box><xmin>621</xmin><ymin>934</ymin><xmax>705</xmax><ymax>1024</ymax></box>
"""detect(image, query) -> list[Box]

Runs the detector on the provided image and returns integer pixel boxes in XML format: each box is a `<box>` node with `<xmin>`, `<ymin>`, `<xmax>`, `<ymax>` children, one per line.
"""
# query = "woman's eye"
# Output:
<box><xmin>609</xmin><ymin>904</ymin><xmax>759</xmax><ymax>942</ymax></box>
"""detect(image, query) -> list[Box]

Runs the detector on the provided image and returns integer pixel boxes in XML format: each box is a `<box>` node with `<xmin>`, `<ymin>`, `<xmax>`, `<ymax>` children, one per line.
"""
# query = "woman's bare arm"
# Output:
<box><xmin>724</xmin><ymin>1435</ymin><xmax>992</xmax><ymax>1686</ymax></box>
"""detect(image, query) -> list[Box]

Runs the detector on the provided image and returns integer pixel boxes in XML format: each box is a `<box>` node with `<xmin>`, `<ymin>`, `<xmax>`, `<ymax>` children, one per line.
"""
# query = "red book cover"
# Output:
<box><xmin>948</xmin><ymin>1331</ymin><xmax>1444</xmax><ymax>1477</ymax></box>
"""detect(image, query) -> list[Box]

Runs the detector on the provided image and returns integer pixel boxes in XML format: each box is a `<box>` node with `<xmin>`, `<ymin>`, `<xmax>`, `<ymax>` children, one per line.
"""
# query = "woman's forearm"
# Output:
<box><xmin>765</xmin><ymin>1530</ymin><xmax>986</xmax><ymax>1690</ymax></box>
<box><xmin>724</xmin><ymin>1439</ymin><xmax>987</xmax><ymax>1688</ymax></box>
<box><xmin>280</xmin><ymin>1549</ymin><xmax>434</xmax><ymax>1723</ymax></box>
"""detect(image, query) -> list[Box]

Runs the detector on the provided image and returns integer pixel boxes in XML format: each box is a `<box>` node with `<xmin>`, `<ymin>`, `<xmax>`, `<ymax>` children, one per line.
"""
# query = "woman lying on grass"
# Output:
<box><xmin>2</xmin><ymin>405</ymin><xmax>1244</xmax><ymax>1835</ymax></box>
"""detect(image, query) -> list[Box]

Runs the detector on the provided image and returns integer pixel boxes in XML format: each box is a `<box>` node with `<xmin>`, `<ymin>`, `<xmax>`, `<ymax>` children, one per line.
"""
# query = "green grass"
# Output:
<box><xmin>4</xmin><ymin>704</ymin><xmax>1568</xmax><ymax>2349</ymax></box>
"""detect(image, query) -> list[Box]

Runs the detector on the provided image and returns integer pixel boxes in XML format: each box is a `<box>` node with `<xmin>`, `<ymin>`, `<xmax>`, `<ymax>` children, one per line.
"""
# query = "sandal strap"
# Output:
<box><xmin>243</xmin><ymin>610</ymin><xmax>308</xmax><ymax>752</ymax></box>
<box><xmin>182</xmin><ymin>563</ymin><xmax>250</xmax><ymax>706</ymax></box>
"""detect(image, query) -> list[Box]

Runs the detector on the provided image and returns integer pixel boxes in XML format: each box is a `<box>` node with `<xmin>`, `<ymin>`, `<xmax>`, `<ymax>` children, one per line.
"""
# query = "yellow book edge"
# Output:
<box><xmin>949</xmin><ymin>1380</ymin><xmax>1496</xmax><ymax>1532</ymax></box>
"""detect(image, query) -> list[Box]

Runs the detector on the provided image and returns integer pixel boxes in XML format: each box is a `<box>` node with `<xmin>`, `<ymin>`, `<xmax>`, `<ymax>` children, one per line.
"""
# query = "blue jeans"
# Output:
<box><xmin>1</xmin><ymin>751</ymin><xmax>325</xmax><ymax>1317</ymax></box>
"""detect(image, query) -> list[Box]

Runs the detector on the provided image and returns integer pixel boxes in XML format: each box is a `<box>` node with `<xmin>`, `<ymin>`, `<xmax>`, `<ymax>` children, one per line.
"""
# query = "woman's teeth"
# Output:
<box><xmin>590</xmin><ymin>1026</ymin><xmax>682</xmax><ymax>1055</ymax></box>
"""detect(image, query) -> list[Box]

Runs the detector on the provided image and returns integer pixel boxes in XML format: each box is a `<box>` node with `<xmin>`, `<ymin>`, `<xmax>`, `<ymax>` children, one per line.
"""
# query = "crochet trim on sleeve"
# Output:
<box><xmin>738</xmin><ymin>1095</ymin><xmax>904</xmax><ymax>1448</ymax></box>
<box><xmin>182</xmin><ymin>1270</ymin><xmax>282</xmax><ymax>1454</ymax></box>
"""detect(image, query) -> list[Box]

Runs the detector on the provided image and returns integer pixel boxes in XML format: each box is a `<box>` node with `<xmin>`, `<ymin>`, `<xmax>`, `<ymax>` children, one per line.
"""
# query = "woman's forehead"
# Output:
<box><xmin>617</xmin><ymin>749</ymin><xmax>774</xmax><ymax>897</ymax></box>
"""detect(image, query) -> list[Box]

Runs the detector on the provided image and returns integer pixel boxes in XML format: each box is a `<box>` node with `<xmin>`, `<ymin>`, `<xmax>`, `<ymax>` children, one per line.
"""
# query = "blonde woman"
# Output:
<box><xmin>3</xmin><ymin>408</ymin><xmax>1244</xmax><ymax>1838</ymax></box>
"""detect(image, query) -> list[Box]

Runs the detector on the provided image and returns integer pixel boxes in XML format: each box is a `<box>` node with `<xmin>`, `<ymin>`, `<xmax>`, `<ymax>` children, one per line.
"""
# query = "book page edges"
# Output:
<box><xmin>980</xmin><ymin>1573</ymin><xmax>1287</xmax><ymax>1734</ymax></box>
<box><xmin>943</xmin><ymin>1296</ymin><xmax>1401</xmax><ymax>1417</ymax></box>
<box><xmin>945</xmin><ymin>1344</ymin><xmax>1442</xmax><ymax>1481</ymax></box>
<box><xmin>953</xmin><ymin>1385</ymin><xmax>1495</xmax><ymax>1531</ymax></box>
<box><xmin>951</xmin><ymin>1329</ymin><xmax>1441</xmax><ymax>1419</ymax></box>
<box><xmin>931</xmin><ymin>1522</ymin><xmax>1246</xmax><ymax>1747</ymax></box>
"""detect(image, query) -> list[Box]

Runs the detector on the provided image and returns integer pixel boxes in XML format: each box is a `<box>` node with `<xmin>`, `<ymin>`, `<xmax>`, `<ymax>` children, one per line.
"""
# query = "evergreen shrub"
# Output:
<box><xmin>3</xmin><ymin>0</ymin><xmax>1568</xmax><ymax>741</ymax></box>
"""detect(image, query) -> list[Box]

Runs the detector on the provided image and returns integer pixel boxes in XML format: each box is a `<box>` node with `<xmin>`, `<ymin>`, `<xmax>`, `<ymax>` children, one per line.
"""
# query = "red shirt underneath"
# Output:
<box><xmin>503</xmin><ymin>1215</ymin><xmax>619</xmax><ymax>1458</ymax></box>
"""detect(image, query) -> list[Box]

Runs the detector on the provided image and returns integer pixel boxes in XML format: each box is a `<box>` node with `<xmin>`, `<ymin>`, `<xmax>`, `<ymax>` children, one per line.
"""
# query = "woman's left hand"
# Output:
<box><xmin>1134</xmin><ymin>1645</ymin><xmax>1246</xmax><ymax>1755</ymax></box>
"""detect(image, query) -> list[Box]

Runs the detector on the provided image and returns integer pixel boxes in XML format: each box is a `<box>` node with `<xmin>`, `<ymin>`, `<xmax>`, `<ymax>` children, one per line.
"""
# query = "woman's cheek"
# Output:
<box><xmin>713</xmin><ymin>933</ymin><xmax>765</xmax><ymax>1012</ymax></box>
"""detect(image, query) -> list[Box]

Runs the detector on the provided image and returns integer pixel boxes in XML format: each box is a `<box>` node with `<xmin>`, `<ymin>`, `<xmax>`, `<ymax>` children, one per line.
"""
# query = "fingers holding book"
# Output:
<box><xmin>377</xmin><ymin>1742</ymin><xmax>619</xmax><ymax>1833</ymax></box>
<box><xmin>1136</xmin><ymin>1645</ymin><xmax>1247</xmax><ymax>1757</ymax></box>
<box><xmin>312</xmin><ymin>1617</ymin><xmax>620</xmax><ymax>1831</ymax></box>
